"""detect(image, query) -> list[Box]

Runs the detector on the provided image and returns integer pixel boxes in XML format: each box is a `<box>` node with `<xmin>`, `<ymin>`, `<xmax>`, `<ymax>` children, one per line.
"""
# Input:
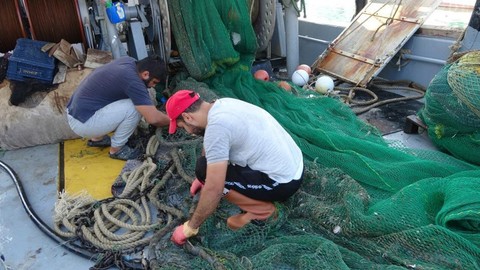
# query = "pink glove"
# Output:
<box><xmin>190</xmin><ymin>178</ymin><xmax>204</xmax><ymax>196</ymax></box>
<box><xmin>171</xmin><ymin>225</ymin><xmax>188</xmax><ymax>245</ymax></box>
<box><xmin>171</xmin><ymin>221</ymin><xmax>199</xmax><ymax>245</ymax></box>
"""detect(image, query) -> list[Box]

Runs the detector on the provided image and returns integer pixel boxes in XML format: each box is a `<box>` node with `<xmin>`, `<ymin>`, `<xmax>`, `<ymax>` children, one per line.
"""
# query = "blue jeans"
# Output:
<box><xmin>67</xmin><ymin>99</ymin><xmax>141</xmax><ymax>148</ymax></box>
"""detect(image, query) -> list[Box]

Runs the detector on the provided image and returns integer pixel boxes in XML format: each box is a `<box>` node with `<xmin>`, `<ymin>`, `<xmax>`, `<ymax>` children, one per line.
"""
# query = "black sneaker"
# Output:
<box><xmin>87</xmin><ymin>135</ymin><xmax>111</xmax><ymax>147</ymax></box>
<box><xmin>109</xmin><ymin>145</ymin><xmax>142</xmax><ymax>160</ymax></box>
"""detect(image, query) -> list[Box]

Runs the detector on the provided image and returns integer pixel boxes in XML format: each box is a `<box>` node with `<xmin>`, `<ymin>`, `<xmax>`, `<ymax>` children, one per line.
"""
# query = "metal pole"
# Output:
<box><xmin>284</xmin><ymin>2</ymin><xmax>299</xmax><ymax>77</ymax></box>
<box><xmin>401</xmin><ymin>53</ymin><xmax>446</xmax><ymax>66</ymax></box>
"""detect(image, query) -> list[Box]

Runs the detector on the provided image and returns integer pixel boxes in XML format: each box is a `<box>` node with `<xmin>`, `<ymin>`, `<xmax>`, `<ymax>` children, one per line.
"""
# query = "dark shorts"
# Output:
<box><xmin>195</xmin><ymin>156</ymin><xmax>303</xmax><ymax>202</ymax></box>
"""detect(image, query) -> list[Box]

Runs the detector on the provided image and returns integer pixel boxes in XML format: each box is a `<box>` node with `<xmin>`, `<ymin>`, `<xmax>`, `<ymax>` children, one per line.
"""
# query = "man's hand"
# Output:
<box><xmin>171</xmin><ymin>221</ymin><xmax>199</xmax><ymax>245</ymax></box>
<box><xmin>190</xmin><ymin>178</ymin><xmax>204</xmax><ymax>196</ymax></box>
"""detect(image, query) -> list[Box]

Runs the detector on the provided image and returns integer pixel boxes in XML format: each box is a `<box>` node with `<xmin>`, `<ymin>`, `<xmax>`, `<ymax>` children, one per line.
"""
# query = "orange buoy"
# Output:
<box><xmin>277</xmin><ymin>80</ymin><xmax>291</xmax><ymax>91</ymax></box>
<box><xmin>254</xmin><ymin>69</ymin><xmax>270</xmax><ymax>81</ymax></box>
<box><xmin>296</xmin><ymin>64</ymin><xmax>312</xmax><ymax>75</ymax></box>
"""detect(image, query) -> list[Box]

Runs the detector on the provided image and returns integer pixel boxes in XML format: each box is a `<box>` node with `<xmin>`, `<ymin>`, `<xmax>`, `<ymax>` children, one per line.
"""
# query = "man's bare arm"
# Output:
<box><xmin>188</xmin><ymin>161</ymin><xmax>228</xmax><ymax>229</ymax></box>
<box><xmin>136</xmin><ymin>105</ymin><xmax>170</xmax><ymax>127</ymax></box>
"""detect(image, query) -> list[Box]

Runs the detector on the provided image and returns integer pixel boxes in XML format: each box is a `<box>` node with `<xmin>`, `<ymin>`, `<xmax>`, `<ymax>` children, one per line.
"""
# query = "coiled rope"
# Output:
<box><xmin>337</xmin><ymin>79</ymin><xmax>426</xmax><ymax>115</ymax></box>
<box><xmin>305</xmin><ymin>75</ymin><xmax>426</xmax><ymax>115</ymax></box>
<box><xmin>53</xmin><ymin>130</ymin><xmax>202</xmax><ymax>253</ymax></box>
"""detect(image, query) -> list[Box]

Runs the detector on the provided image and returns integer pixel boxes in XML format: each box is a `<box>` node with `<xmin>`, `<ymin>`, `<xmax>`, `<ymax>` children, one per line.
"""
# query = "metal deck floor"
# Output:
<box><xmin>0</xmin><ymin>144</ymin><xmax>94</xmax><ymax>270</ymax></box>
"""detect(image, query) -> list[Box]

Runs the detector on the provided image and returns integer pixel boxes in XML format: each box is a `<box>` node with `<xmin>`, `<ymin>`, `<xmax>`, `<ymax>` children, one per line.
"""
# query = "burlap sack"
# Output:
<box><xmin>0</xmin><ymin>69</ymin><xmax>92</xmax><ymax>150</ymax></box>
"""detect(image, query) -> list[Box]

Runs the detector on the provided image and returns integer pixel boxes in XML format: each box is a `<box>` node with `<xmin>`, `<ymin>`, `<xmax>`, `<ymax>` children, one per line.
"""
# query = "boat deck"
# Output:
<box><xmin>0</xmin><ymin>144</ymin><xmax>95</xmax><ymax>269</ymax></box>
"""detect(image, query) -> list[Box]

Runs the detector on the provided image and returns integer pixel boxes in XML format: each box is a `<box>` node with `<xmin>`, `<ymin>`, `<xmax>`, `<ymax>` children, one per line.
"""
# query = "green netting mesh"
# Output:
<box><xmin>156</xmin><ymin>0</ymin><xmax>480</xmax><ymax>268</ymax></box>
<box><xmin>419</xmin><ymin>51</ymin><xmax>480</xmax><ymax>165</ymax></box>
<box><xmin>448</xmin><ymin>51</ymin><xmax>480</xmax><ymax>118</ymax></box>
<box><xmin>168</xmin><ymin>0</ymin><xmax>256</xmax><ymax>80</ymax></box>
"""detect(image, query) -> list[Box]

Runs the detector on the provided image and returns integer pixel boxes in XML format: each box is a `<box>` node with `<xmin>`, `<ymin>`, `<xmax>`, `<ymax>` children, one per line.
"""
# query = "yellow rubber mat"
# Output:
<box><xmin>58</xmin><ymin>138</ymin><xmax>125</xmax><ymax>200</ymax></box>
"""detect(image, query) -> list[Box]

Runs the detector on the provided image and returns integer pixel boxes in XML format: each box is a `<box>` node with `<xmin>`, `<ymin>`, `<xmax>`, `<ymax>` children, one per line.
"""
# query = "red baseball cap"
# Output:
<box><xmin>166</xmin><ymin>90</ymin><xmax>200</xmax><ymax>134</ymax></box>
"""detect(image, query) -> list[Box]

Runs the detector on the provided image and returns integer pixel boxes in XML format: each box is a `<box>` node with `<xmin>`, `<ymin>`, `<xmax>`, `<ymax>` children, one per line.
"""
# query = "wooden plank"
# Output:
<box><xmin>315</xmin><ymin>0</ymin><xmax>442</xmax><ymax>87</ymax></box>
<box><xmin>416</xmin><ymin>26</ymin><xmax>464</xmax><ymax>39</ymax></box>
<box><xmin>84</xmin><ymin>48</ymin><xmax>113</xmax><ymax>69</ymax></box>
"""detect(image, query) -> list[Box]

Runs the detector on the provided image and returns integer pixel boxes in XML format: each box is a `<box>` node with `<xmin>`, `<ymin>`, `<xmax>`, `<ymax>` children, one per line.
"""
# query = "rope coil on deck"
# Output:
<box><xmin>305</xmin><ymin>75</ymin><xmax>426</xmax><ymax>115</ymax></box>
<box><xmin>53</xmin><ymin>133</ymin><xmax>200</xmax><ymax>253</ymax></box>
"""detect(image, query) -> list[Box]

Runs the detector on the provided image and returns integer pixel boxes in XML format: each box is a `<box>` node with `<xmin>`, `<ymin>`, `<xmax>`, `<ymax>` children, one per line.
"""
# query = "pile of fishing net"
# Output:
<box><xmin>152</xmin><ymin>0</ymin><xmax>480</xmax><ymax>268</ymax></box>
<box><xmin>419</xmin><ymin>51</ymin><xmax>480</xmax><ymax>165</ymax></box>
<box><xmin>54</xmin><ymin>1</ymin><xmax>480</xmax><ymax>268</ymax></box>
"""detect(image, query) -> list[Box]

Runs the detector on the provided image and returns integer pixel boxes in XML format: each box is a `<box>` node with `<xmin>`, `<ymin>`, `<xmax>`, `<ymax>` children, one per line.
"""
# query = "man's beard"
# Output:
<box><xmin>191</xmin><ymin>126</ymin><xmax>205</xmax><ymax>136</ymax></box>
<box><xmin>143</xmin><ymin>78</ymin><xmax>152</xmax><ymax>87</ymax></box>
<box><xmin>182</xmin><ymin>121</ymin><xmax>205</xmax><ymax>136</ymax></box>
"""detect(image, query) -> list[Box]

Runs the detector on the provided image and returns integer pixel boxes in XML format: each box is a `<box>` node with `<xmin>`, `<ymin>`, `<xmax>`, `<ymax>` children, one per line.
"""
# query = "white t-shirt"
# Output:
<box><xmin>204</xmin><ymin>98</ymin><xmax>303</xmax><ymax>183</ymax></box>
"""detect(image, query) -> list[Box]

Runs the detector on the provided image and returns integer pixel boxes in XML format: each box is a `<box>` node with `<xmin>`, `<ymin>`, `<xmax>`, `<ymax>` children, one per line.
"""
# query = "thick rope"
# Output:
<box><xmin>304</xmin><ymin>74</ymin><xmax>426</xmax><ymax>115</ymax></box>
<box><xmin>170</xmin><ymin>147</ymin><xmax>195</xmax><ymax>183</ymax></box>
<box><xmin>53</xmin><ymin>133</ymin><xmax>197</xmax><ymax>253</ymax></box>
<box><xmin>118</xmin><ymin>157</ymin><xmax>157</xmax><ymax>198</ymax></box>
<box><xmin>330</xmin><ymin>80</ymin><xmax>426</xmax><ymax>115</ymax></box>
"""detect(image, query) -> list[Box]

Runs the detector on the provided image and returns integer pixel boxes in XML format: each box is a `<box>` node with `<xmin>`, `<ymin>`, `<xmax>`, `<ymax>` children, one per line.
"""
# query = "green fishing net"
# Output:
<box><xmin>151</xmin><ymin>0</ymin><xmax>480</xmax><ymax>269</ymax></box>
<box><xmin>419</xmin><ymin>51</ymin><xmax>480</xmax><ymax>165</ymax></box>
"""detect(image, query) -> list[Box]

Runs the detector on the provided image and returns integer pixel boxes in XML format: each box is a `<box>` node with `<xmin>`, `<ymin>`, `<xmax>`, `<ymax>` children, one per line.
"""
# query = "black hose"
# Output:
<box><xmin>0</xmin><ymin>160</ymin><xmax>97</xmax><ymax>260</ymax></box>
<box><xmin>1</xmin><ymin>159</ymin><xmax>154</xmax><ymax>269</ymax></box>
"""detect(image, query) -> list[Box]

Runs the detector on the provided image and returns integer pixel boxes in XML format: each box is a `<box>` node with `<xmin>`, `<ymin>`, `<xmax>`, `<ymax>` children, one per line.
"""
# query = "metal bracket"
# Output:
<box><xmin>329</xmin><ymin>47</ymin><xmax>378</xmax><ymax>65</ymax></box>
<box><xmin>124</xmin><ymin>4</ymin><xmax>150</xmax><ymax>28</ymax></box>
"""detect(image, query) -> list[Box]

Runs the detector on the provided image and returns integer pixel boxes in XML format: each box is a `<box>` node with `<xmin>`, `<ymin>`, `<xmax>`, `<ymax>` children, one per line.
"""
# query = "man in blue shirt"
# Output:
<box><xmin>66</xmin><ymin>55</ymin><xmax>169</xmax><ymax>160</ymax></box>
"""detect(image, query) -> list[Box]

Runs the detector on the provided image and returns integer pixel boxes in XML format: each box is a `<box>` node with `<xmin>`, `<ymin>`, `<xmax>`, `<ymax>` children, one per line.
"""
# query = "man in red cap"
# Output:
<box><xmin>166</xmin><ymin>90</ymin><xmax>304</xmax><ymax>245</ymax></box>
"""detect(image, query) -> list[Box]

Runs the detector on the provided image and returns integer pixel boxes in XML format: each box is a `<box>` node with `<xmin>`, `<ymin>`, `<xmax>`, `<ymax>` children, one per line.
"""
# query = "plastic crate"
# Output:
<box><xmin>6</xmin><ymin>38</ymin><xmax>56</xmax><ymax>83</ymax></box>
